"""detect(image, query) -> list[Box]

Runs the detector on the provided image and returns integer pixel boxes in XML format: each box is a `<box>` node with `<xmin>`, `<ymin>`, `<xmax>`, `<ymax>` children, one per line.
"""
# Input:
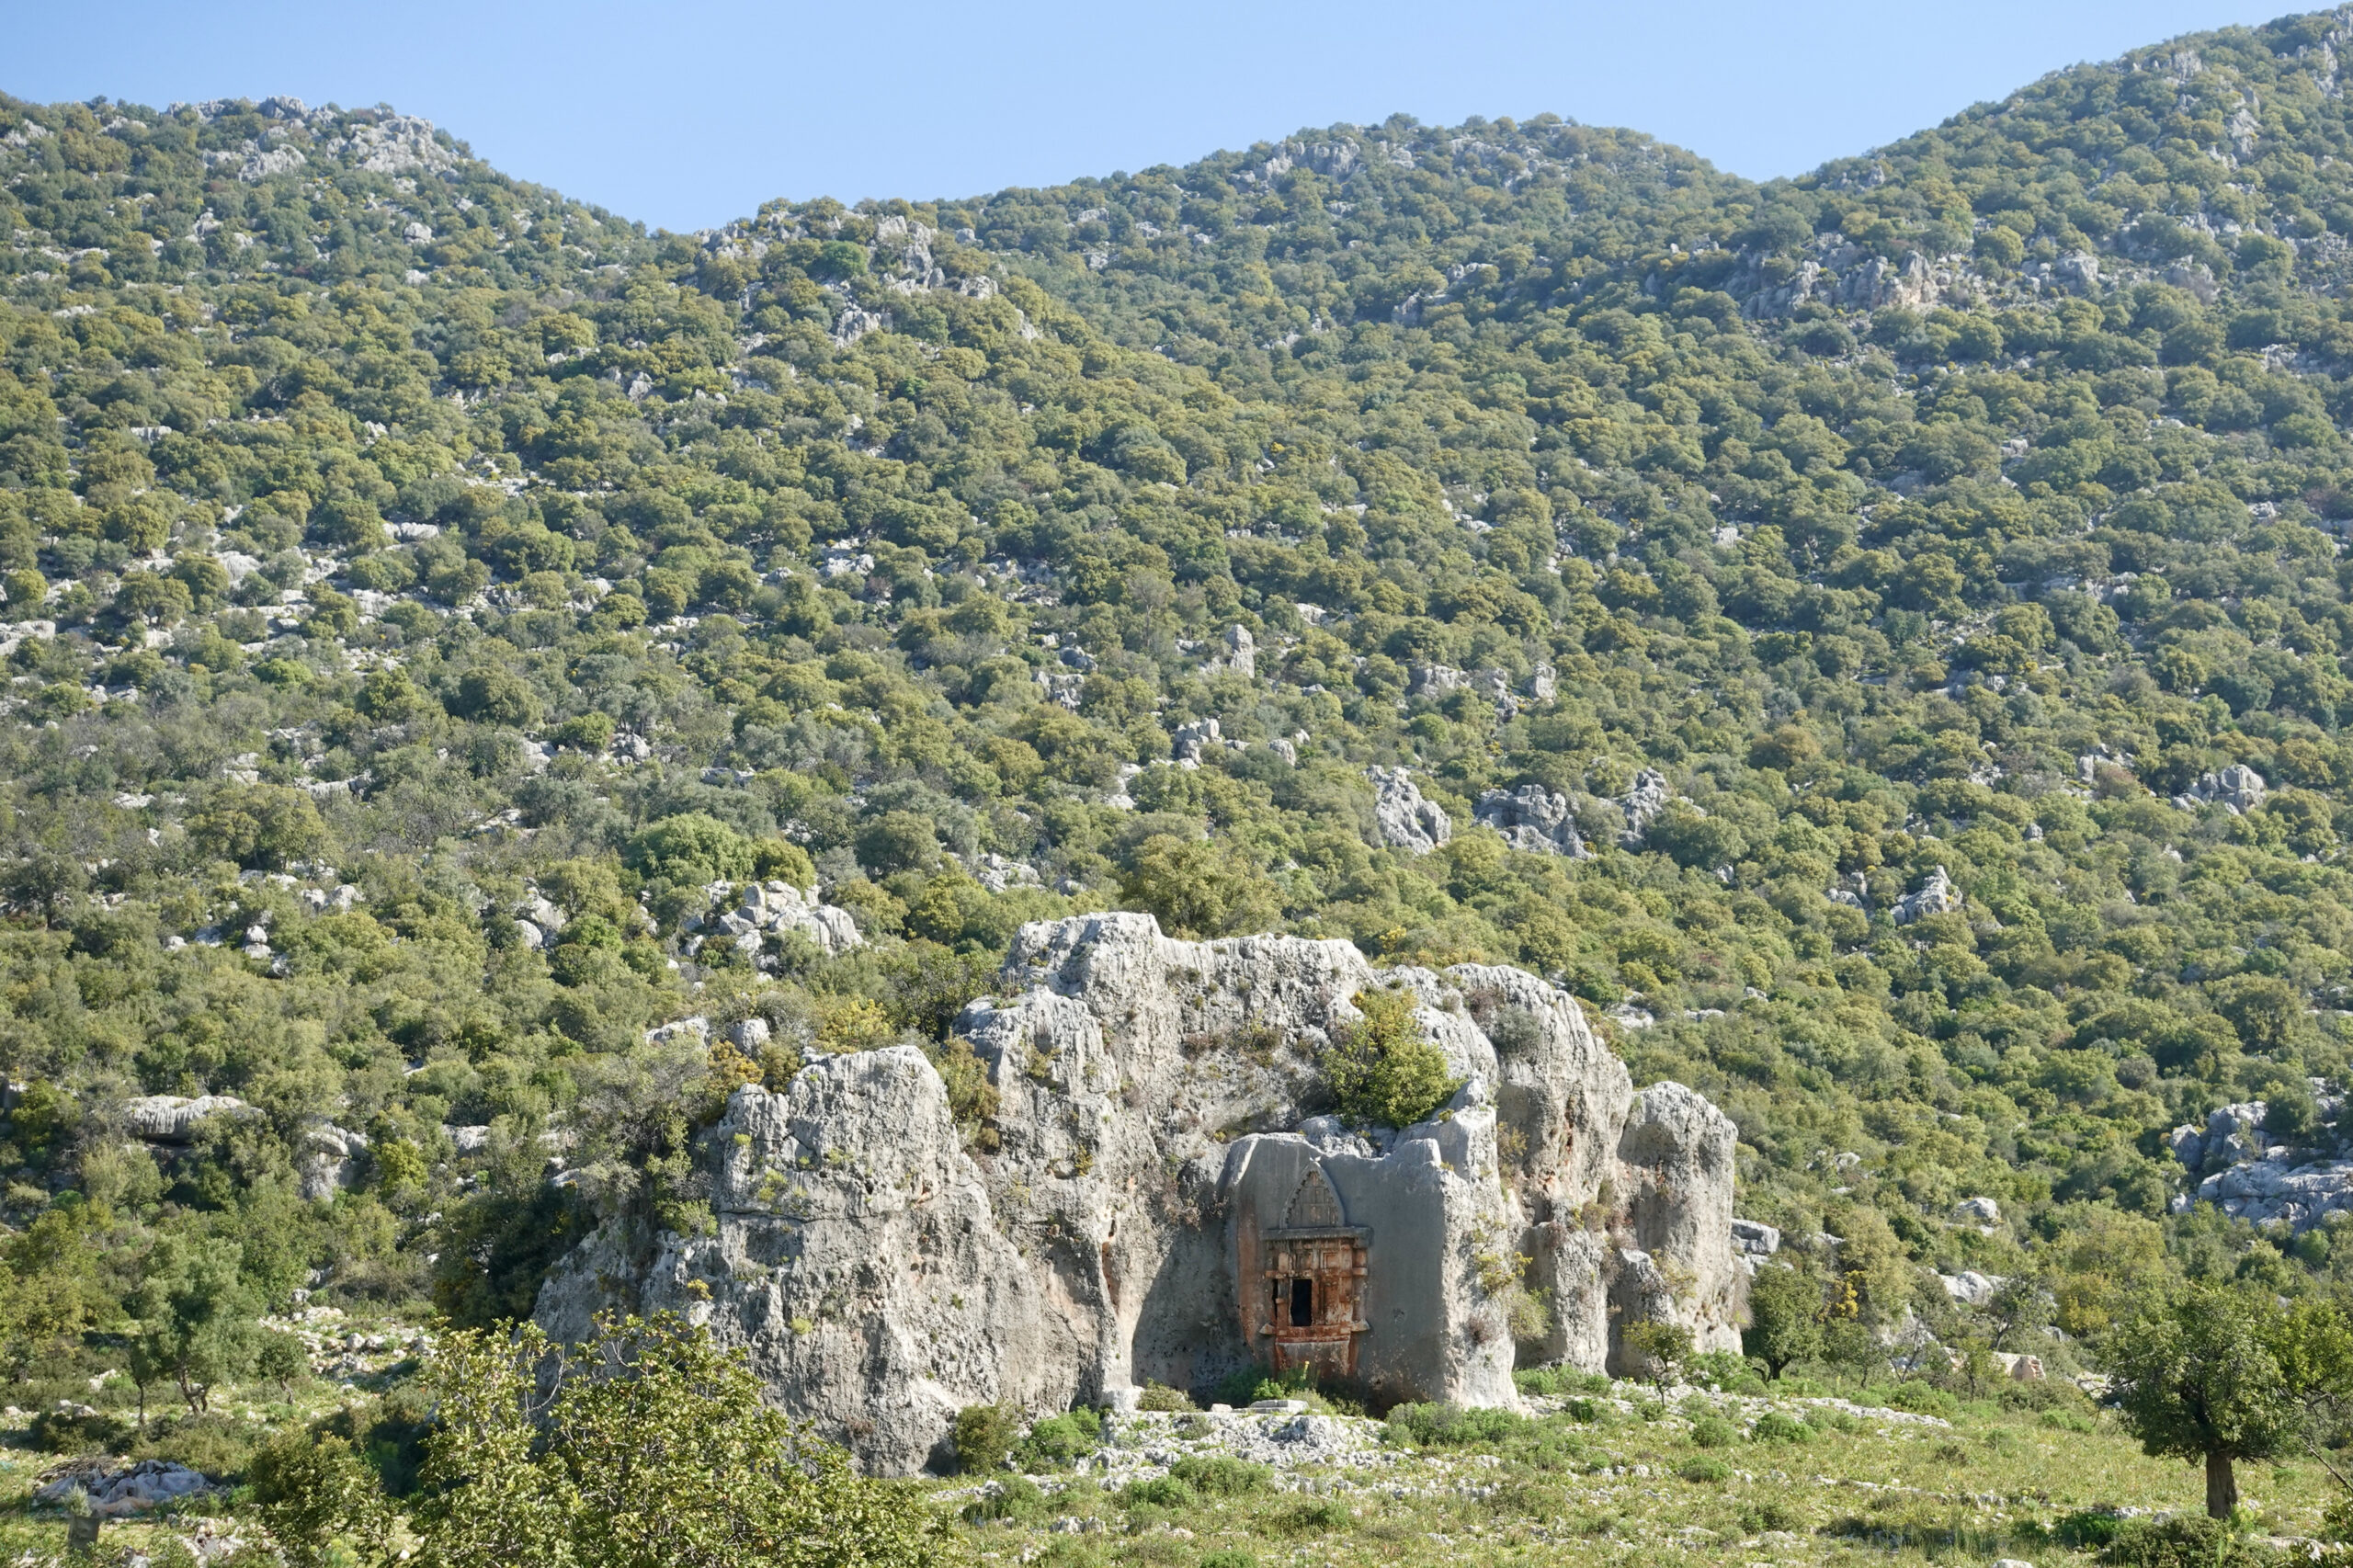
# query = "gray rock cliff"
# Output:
<box><xmin>535</xmin><ymin>914</ymin><xmax>1742</xmax><ymax>1473</ymax></box>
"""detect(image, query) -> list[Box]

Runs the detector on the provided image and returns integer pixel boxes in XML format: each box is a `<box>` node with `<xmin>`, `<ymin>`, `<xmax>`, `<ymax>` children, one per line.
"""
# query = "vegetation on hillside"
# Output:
<box><xmin>12</xmin><ymin>7</ymin><xmax>2353</xmax><ymax>1537</ymax></box>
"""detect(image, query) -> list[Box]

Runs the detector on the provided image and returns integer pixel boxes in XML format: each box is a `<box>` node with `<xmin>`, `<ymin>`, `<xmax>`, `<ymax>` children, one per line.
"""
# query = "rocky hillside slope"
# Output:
<box><xmin>7</xmin><ymin>10</ymin><xmax>2353</xmax><ymax>1407</ymax></box>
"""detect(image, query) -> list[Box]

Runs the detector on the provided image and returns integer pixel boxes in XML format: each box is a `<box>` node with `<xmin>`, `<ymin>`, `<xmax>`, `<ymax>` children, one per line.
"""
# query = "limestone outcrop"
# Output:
<box><xmin>2165</xmin><ymin>1089</ymin><xmax>2353</xmax><ymax>1231</ymax></box>
<box><xmin>1369</xmin><ymin>767</ymin><xmax>1451</xmax><ymax>853</ymax></box>
<box><xmin>535</xmin><ymin>914</ymin><xmax>1743</xmax><ymax>1473</ymax></box>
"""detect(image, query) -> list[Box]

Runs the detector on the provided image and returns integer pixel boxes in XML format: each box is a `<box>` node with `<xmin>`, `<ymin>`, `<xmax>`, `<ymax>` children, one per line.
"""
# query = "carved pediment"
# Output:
<box><xmin>1284</xmin><ymin>1163</ymin><xmax>1345</xmax><ymax>1229</ymax></box>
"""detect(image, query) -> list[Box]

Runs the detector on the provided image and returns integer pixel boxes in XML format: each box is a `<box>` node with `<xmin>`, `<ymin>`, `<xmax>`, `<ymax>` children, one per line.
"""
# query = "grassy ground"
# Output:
<box><xmin>931</xmin><ymin>1382</ymin><xmax>2341</xmax><ymax>1568</ymax></box>
<box><xmin>0</xmin><ymin>1369</ymin><xmax>2329</xmax><ymax>1563</ymax></box>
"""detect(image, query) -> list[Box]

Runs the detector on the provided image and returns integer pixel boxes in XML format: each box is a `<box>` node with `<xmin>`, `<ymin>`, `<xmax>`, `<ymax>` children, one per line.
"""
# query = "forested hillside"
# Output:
<box><xmin>9</xmin><ymin>8</ymin><xmax>2353</xmax><ymax>1409</ymax></box>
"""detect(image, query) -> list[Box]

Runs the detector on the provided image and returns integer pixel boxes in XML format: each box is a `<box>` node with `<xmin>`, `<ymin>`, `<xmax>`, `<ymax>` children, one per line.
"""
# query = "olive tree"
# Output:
<box><xmin>2107</xmin><ymin>1283</ymin><xmax>2306</xmax><ymax>1518</ymax></box>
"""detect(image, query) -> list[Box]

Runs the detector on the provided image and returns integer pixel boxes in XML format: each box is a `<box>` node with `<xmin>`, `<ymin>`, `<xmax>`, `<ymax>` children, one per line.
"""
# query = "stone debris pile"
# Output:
<box><xmin>37</xmin><ymin>1459</ymin><xmax>212</xmax><ymax>1517</ymax></box>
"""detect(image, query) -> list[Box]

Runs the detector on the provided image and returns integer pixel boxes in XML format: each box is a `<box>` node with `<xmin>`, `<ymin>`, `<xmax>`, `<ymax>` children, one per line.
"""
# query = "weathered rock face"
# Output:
<box><xmin>1472</xmin><ymin>785</ymin><xmax>1588</xmax><ymax>858</ymax></box>
<box><xmin>536</xmin><ymin>914</ymin><xmax>1742</xmax><ymax>1473</ymax></box>
<box><xmin>1369</xmin><ymin>767</ymin><xmax>1450</xmax><ymax>853</ymax></box>
<box><xmin>536</xmin><ymin>1046</ymin><xmax>1070</xmax><ymax>1475</ymax></box>
<box><xmin>2165</xmin><ymin>1088</ymin><xmax>2353</xmax><ymax>1231</ymax></box>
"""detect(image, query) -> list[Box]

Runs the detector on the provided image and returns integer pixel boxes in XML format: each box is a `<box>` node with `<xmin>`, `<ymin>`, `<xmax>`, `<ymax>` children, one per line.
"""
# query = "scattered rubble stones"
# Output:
<box><xmin>37</xmin><ymin>1459</ymin><xmax>212</xmax><ymax>1517</ymax></box>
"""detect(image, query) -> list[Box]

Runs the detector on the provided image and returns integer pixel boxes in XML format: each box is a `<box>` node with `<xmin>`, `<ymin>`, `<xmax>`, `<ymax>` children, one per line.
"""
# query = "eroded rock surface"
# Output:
<box><xmin>2166</xmin><ymin>1088</ymin><xmax>2353</xmax><ymax>1230</ymax></box>
<box><xmin>1370</xmin><ymin>767</ymin><xmax>1451</xmax><ymax>853</ymax></box>
<box><xmin>537</xmin><ymin>914</ymin><xmax>1741</xmax><ymax>1473</ymax></box>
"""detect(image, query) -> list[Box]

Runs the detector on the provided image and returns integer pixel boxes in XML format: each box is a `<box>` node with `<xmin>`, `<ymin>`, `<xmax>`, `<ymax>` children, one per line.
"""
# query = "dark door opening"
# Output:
<box><xmin>1290</xmin><ymin>1277</ymin><xmax>1313</xmax><ymax>1327</ymax></box>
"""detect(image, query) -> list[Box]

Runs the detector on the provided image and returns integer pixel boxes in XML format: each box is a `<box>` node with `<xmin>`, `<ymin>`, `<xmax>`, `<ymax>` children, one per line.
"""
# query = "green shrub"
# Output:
<box><xmin>1386</xmin><ymin>1402</ymin><xmax>1526</xmax><ymax>1447</ymax></box>
<box><xmin>1741</xmin><ymin>1499</ymin><xmax>1804</xmax><ymax>1532</ymax></box>
<box><xmin>1803</xmin><ymin>1405</ymin><xmax>1860</xmax><ymax>1433</ymax></box>
<box><xmin>31</xmin><ymin>1407</ymin><xmax>131</xmax><ymax>1455</ymax></box>
<box><xmin>1199</xmin><ymin>1552</ymin><xmax>1256</xmax><ymax>1568</ymax></box>
<box><xmin>1319</xmin><ymin>985</ymin><xmax>1461</xmax><ymax>1128</ymax></box>
<box><xmin>1685</xmin><ymin>1350</ymin><xmax>1765</xmax><ymax>1393</ymax></box>
<box><xmin>1678</xmin><ymin>1456</ymin><xmax>1732</xmax><ymax>1483</ymax></box>
<box><xmin>1017</xmin><ymin>1407</ymin><xmax>1103</xmax><ymax>1471</ymax></box>
<box><xmin>2104</xmin><ymin>1514</ymin><xmax>2263</xmax><ymax>1568</ymax></box>
<box><xmin>2039</xmin><ymin>1408</ymin><xmax>2097</xmax><ymax>1433</ymax></box>
<box><xmin>1565</xmin><ymin>1396</ymin><xmax>1611</xmax><ymax>1425</ymax></box>
<box><xmin>1136</xmin><ymin>1381</ymin><xmax>1196</xmax><ymax>1413</ymax></box>
<box><xmin>1750</xmin><ymin>1411</ymin><xmax>1813</xmax><ymax>1444</ymax></box>
<box><xmin>2055</xmin><ymin>1510</ymin><xmax>2124</xmax><ymax>1550</ymax></box>
<box><xmin>1514</xmin><ymin>1366</ymin><xmax>1610</xmax><ymax>1398</ymax></box>
<box><xmin>1881</xmin><ymin>1381</ymin><xmax>1959</xmax><ymax>1417</ymax></box>
<box><xmin>1168</xmin><ymin>1455</ymin><xmax>1269</xmax><ymax>1495</ymax></box>
<box><xmin>1274</xmin><ymin>1498</ymin><xmax>1350</xmax><ymax>1533</ymax></box>
<box><xmin>1118</xmin><ymin>1476</ymin><xmax>1197</xmax><ymax>1510</ymax></box>
<box><xmin>952</xmin><ymin>1403</ymin><xmax>1017</xmax><ymax>1474</ymax></box>
<box><xmin>1688</xmin><ymin>1415</ymin><xmax>1739</xmax><ymax>1449</ymax></box>
<box><xmin>963</xmin><ymin>1475</ymin><xmax>1046</xmax><ymax>1523</ymax></box>
<box><xmin>131</xmin><ymin>1413</ymin><xmax>260</xmax><ymax>1476</ymax></box>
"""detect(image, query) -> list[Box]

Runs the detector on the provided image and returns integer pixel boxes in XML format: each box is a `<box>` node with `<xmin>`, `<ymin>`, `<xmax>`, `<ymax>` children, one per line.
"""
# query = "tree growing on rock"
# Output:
<box><xmin>1319</xmin><ymin>985</ymin><xmax>1461</xmax><ymax>1129</ymax></box>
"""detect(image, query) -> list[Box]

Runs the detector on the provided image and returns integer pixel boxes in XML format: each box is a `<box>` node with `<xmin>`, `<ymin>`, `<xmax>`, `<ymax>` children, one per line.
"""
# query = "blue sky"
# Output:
<box><xmin>1</xmin><ymin>1</ymin><xmax>2315</xmax><ymax>232</ymax></box>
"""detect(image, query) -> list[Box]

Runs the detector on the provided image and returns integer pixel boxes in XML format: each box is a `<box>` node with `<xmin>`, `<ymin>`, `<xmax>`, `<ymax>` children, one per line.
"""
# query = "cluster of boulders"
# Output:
<box><xmin>36</xmin><ymin>1459</ymin><xmax>212</xmax><ymax>1517</ymax></box>
<box><xmin>679</xmin><ymin>878</ymin><xmax>863</xmax><ymax>962</ymax></box>
<box><xmin>1473</xmin><ymin>784</ymin><xmax>1586</xmax><ymax>857</ymax></box>
<box><xmin>1892</xmin><ymin>867</ymin><xmax>1962</xmax><ymax>925</ymax></box>
<box><xmin>1404</xmin><ymin>663</ymin><xmax>1553</xmax><ymax>717</ymax></box>
<box><xmin>2171</xmin><ymin>764</ymin><xmax>2268</xmax><ymax>815</ymax></box>
<box><xmin>1371</xmin><ymin>766</ymin><xmax>1679</xmax><ymax>861</ymax></box>
<box><xmin>2167</xmin><ymin>1090</ymin><xmax>2353</xmax><ymax>1231</ymax></box>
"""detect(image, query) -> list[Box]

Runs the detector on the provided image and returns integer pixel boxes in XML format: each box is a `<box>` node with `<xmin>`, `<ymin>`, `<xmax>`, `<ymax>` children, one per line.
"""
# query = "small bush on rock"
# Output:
<box><xmin>1387</xmin><ymin>1402</ymin><xmax>1526</xmax><ymax>1447</ymax></box>
<box><xmin>1750</xmin><ymin>1411</ymin><xmax>1813</xmax><ymax>1445</ymax></box>
<box><xmin>1119</xmin><ymin>1476</ymin><xmax>1197</xmax><ymax>1509</ymax></box>
<box><xmin>1136</xmin><ymin>1381</ymin><xmax>1195</xmax><ymax>1413</ymax></box>
<box><xmin>1017</xmin><ymin>1407</ymin><xmax>1102</xmax><ymax>1471</ymax></box>
<box><xmin>962</xmin><ymin>1476</ymin><xmax>1046</xmax><ymax>1524</ymax></box>
<box><xmin>1319</xmin><ymin>986</ymin><xmax>1461</xmax><ymax>1129</ymax></box>
<box><xmin>1514</xmin><ymin>1366</ymin><xmax>1610</xmax><ymax>1398</ymax></box>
